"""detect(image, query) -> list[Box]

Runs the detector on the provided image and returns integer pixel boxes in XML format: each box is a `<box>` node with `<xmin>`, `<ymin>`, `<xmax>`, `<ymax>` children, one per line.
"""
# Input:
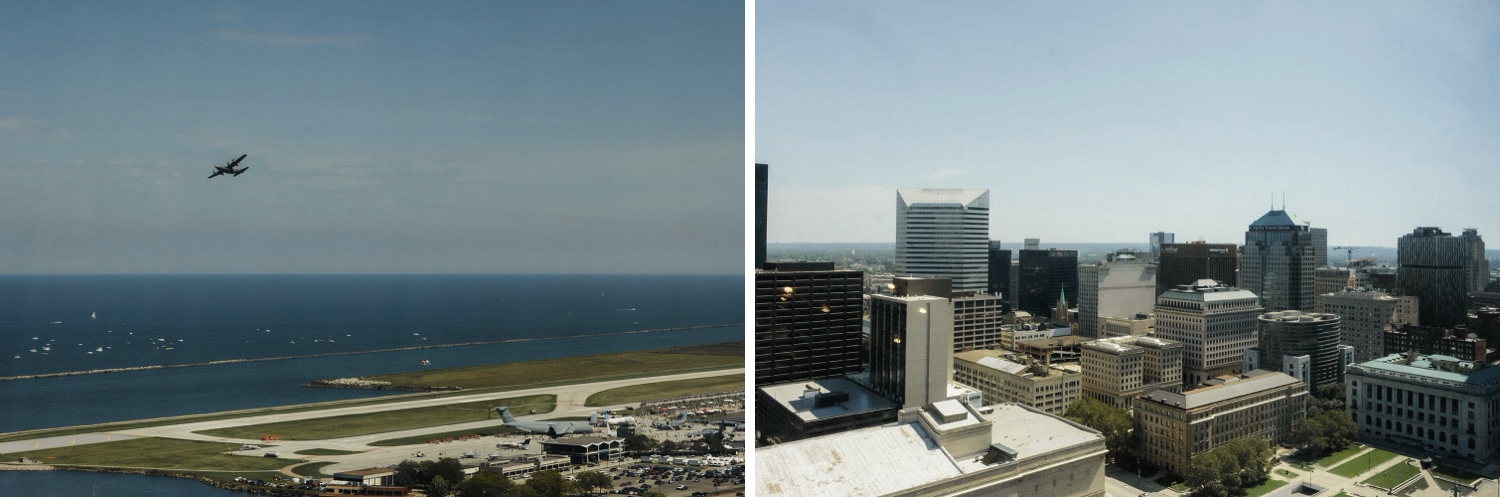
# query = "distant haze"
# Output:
<box><xmin>758</xmin><ymin>2</ymin><xmax>1500</xmax><ymax>248</ymax></box>
<box><xmin>0</xmin><ymin>2</ymin><xmax>744</xmax><ymax>274</ymax></box>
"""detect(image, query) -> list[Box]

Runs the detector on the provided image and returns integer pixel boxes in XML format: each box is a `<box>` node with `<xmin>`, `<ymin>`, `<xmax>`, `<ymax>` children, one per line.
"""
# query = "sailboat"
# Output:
<box><xmin>91</xmin><ymin>312</ymin><xmax>96</xmax><ymax>319</ymax></box>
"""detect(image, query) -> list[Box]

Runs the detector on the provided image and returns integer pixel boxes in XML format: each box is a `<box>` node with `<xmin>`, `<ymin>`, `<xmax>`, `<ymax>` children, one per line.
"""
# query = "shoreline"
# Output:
<box><xmin>0</xmin><ymin>323</ymin><xmax>741</xmax><ymax>382</ymax></box>
<box><xmin>0</xmin><ymin>464</ymin><xmax>310</xmax><ymax>496</ymax></box>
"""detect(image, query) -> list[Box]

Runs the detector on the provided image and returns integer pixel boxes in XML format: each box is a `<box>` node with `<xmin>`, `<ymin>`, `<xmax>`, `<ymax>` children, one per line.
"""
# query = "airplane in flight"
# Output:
<box><xmin>494</xmin><ymin>407</ymin><xmax>597</xmax><ymax>438</ymax></box>
<box><xmin>208</xmin><ymin>154</ymin><xmax>250</xmax><ymax>178</ymax></box>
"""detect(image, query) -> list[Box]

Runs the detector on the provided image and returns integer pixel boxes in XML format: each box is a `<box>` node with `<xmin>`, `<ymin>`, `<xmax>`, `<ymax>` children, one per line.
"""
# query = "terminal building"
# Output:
<box><xmin>953</xmin><ymin>349</ymin><xmax>1081</xmax><ymax>416</ymax></box>
<box><xmin>755</xmin><ymin>402</ymin><xmax>1107</xmax><ymax>497</ymax></box>
<box><xmin>1134</xmin><ymin>370</ymin><xmax>1307</xmax><ymax>477</ymax></box>
<box><xmin>539</xmin><ymin>436</ymin><xmax>622</xmax><ymax>464</ymax></box>
<box><xmin>479</xmin><ymin>455</ymin><xmax>572</xmax><ymax>479</ymax></box>
<box><xmin>1080</xmin><ymin>336</ymin><xmax>1183</xmax><ymax>410</ymax></box>
<box><xmin>1346</xmin><ymin>353</ymin><xmax>1500</xmax><ymax>461</ymax></box>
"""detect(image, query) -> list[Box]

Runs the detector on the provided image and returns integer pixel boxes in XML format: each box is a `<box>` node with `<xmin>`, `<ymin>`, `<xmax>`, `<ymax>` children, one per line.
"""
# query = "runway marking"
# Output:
<box><xmin>33</xmin><ymin>442</ymin><xmax>38</xmax><ymax>449</ymax></box>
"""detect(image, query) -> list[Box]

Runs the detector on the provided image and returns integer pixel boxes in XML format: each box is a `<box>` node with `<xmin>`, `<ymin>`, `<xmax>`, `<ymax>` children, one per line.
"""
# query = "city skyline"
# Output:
<box><xmin>0</xmin><ymin>1</ymin><xmax>745</xmax><ymax>274</ymax></box>
<box><xmin>758</xmin><ymin>2</ymin><xmax>1500</xmax><ymax>246</ymax></box>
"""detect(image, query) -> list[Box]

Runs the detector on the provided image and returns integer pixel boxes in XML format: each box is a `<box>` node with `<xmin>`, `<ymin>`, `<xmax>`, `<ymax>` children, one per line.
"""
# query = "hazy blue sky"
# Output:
<box><xmin>758</xmin><ymin>1</ymin><xmax>1500</xmax><ymax>248</ymax></box>
<box><xmin>0</xmin><ymin>1</ymin><xmax>743</xmax><ymax>274</ymax></box>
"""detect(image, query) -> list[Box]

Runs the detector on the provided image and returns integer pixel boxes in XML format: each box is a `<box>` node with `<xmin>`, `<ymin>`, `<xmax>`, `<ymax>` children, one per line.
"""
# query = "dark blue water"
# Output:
<box><xmin>0</xmin><ymin>275</ymin><xmax>743</xmax><ymax>432</ymax></box>
<box><xmin>0</xmin><ymin>470</ymin><xmax>242</xmax><ymax>496</ymax></box>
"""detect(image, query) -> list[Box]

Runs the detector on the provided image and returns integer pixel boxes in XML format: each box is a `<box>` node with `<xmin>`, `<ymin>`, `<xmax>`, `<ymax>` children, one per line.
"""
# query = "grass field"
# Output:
<box><xmin>1274</xmin><ymin>468</ymin><xmax>1298</xmax><ymax>478</ymax></box>
<box><xmin>195</xmin><ymin>394</ymin><xmax>554</xmax><ymax>441</ymax></box>
<box><xmin>584</xmin><ymin>374</ymin><xmax>743</xmax><ymax>406</ymax></box>
<box><xmin>1328</xmin><ymin>448</ymin><xmax>1399</xmax><ymax>478</ymax></box>
<box><xmin>10</xmin><ymin>437</ymin><xmax>294</xmax><ymax>471</ymax></box>
<box><xmin>1433</xmin><ymin>465</ymin><xmax>1483</xmax><ymax>485</ymax></box>
<box><xmin>292</xmin><ymin>461</ymin><xmax>339</xmax><ymax>477</ymax></box>
<box><xmin>1362</xmin><ymin>461</ymin><xmax>1420</xmax><ymax>489</ymax></box>
<box><xmin>368</xmin><ymin>424</ymin><xmax>524</xmax><ymax>447</ymax></box>
<box><xmin>292</xmin><ymin>448</ymin><xmax>360</xmax><ymax>456</ymax></box>
<box><xmin>0</xmin><ymin>341</ymin><xmax>740</xmax><ymax>445</ymax></box>
<box><xmin>1243</xmin><ymin>478</ymin><xmax>1287</xmax><ymax>497</ymax></box>
<box><xmin>370</xmin><ymin>342</ymin><xmax>743</xmax><ymax>390</ymax></box>
<box><xmin>1316</xmin><ymin>445</ymin><xmax>1365</xmax><ymax>467</ymax></box>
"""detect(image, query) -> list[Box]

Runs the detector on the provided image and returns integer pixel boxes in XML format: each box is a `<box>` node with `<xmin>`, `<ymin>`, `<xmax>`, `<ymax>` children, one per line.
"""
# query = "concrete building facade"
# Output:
<box><xmin>1080</xmin><ymin>336</ymin><xmax>1184</xmax><ymax>410</ymax></box>
<box><xmin>1316</xmin><ymin>290</ymin><xmax>1399</xmax><ymax>363</ymax></box>
<box><xmin>896</xmin><ymin>189</ymin><xmax>990</xmax><ymax>293</ymax></box>
<box><xmin>1153</xmin><ymin>280</ymin><xmax>1264</xmax><ymax>387</ymax></box>
<box><xmin>1347</xmin><ymin>353</ymin><xmax>1500</xmax><ymax>462</ymax></box>
<box><xmin>953</xmin><ymin>349</ymin><xmax>1082</xmax><ymax>416</ymax></box>
<box><xmin>1077</xmin><ymin>252</ymin><xmax>1157</xmax><ymax>339</ymax></box>
<box><xmin>1134</xmin><ymin>370</ymin><xmax>1307</xmax><ymax>478</ymax></box>
<box><xmin>1102</xmin><ymin>314</ymin><xmax>1156</xmax><ymax>338</ymax></box>
<box><xmin>868</xmin><ymin>293</ymin><xmax>954</xmax><ymax>410</ymax></box>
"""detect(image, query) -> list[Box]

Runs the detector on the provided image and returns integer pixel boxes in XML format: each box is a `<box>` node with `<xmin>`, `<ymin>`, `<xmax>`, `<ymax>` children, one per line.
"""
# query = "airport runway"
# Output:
<box><xmin>0</xmin><ymin>366</ymin><xmax>745</xmax><ymax>476</ymax></box>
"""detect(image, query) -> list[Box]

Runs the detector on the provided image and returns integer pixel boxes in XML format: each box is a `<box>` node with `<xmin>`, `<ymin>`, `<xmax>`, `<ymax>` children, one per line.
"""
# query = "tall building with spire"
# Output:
<box><xmin>1018</xmin><ymin>248</ymin><xmax>1079</xmax><ymax>317</ymax></box>
<box><xmin>895</xmin><ymin>189</ymin><xmax>990</xmax><ymax>293</ymax></box>
<box><xmin>1240</xmin><ymin>209</ymin><xmax>1316</xmax><ymax>312</ymax></box>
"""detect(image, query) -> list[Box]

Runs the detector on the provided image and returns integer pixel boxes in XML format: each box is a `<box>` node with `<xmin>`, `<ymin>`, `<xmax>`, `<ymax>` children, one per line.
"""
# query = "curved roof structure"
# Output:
<box><xmin>1250</xmin><ymin>209</ymin><xmax>1302</xmax><ymax>228</ymax></box>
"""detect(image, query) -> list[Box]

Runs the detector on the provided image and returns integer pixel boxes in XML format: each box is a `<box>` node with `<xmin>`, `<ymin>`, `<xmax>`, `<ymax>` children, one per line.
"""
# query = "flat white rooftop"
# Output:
<box><xmin>757</xmin><ymin>404</ymin><xmax>1102</xmax><ymax>496</ymax></box>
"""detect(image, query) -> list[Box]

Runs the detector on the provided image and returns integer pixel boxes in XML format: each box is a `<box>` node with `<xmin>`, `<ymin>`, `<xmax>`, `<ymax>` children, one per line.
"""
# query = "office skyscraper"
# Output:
<box><xmin>1157</xmin><ymin>242</ymin><xmax>1238</xmax><ymax>297</ymax></box>
<box><xmin>755</xmin><ymin>163</ymin><xmax>767</xmax><ymax>269</ymax></box>
<box><xmin>1240</xmin><ymin>209</ymin><xmax>1316</xmax><ymax>312</ymax></box>
<box><xmin>867</xmin><ymin>293</ymin><xmax>953</xmax><ymax>410</ymax></box>
<box><xmin>1398</xmin><ymin>227</ymin><xmax>1488</xmax><ymax>327</ymax></box>
<box><xmin>895</xmin><ymin>189</ymin><xmax>990</xmax><ymax>293</ymax></box>
<box><xmin>987</xmin><ymin>241</ymin><xmax>1011</xmax><ymax>310</ymax></box>
<box><xmin>755</xmin><ymin>262</ymin><xmax>865</xmax><ymax>385</ymax></box>
<box><xmin>1311</xmin><ymin>227</ymin><xmax>1328</xmax><ymax>268</ymax></box>
<box><xmin>1316</xmin><ymin>290</ymin><xmax>1399</xmax><ymax>363</ymax></box>
<box><xmin>1154</xmin><ymin>279</ymin><xmax>1264</xmax><ymax>386</ymax></box>
<box><xmin>1077</xmin><ymin>251</ymin><xmax>1157</xmax><ymax>339</ymax></box>
<box><xmin>1018</xmin><ymin>248</ymin><xmax>1079</xmax><ymax>317</ymax></box>
<box><xmin>1149</xmin><ymin>232</ymin><xmax>1175</xmax><ymax>263</ymax></box>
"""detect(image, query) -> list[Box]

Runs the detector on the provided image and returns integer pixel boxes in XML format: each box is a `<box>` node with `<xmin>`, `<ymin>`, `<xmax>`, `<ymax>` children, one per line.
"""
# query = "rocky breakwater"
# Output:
<box><xmin>303</xmin><ymin>377</ymin><xmax>461</xmax><ymax>392</ymax></box>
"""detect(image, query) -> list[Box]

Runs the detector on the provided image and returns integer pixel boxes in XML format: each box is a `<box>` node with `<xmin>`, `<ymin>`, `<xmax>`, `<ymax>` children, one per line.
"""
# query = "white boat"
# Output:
<box><xmin>95</xmin><ymin>347</ymin><xmax>103</xmax><ymax>352</ymax></box>
<box><xmin>91</xmin><ymin>312</ymin><xmax>96</xmax><ymax>319</ymax></box>
<box><xmin>29</xmin><ymin>349</ymin><xmax>36</xmax><ymax>353</ymax></box>
<box><xmin>12</xmin><ymin>355</ymin><xmax>18</xmax><ymax>359</ymax></box>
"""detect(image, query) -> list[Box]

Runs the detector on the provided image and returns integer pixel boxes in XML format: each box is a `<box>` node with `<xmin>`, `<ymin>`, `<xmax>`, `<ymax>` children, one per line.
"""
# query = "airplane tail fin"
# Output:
<box><xmin>495</xmin><ymin>406</ymin><xmax>516</xmax><ymax>423</ymax></box>
<box><xmin>522</xmin><ymin>437</ymin><xmax>531</xmax><ymax>446</ymax></box>
<box><xmin>589</xmin><ymin>413</ymin><xmax>599</xmax><ymax>425</ymax></box>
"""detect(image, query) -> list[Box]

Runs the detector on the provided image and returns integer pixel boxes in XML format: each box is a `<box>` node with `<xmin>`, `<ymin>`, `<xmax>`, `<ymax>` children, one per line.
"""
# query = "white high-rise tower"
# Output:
<box><xmin>895</xmin><ymin>189</ymin><xmax>990</xmax><ymax>292</ymax></box>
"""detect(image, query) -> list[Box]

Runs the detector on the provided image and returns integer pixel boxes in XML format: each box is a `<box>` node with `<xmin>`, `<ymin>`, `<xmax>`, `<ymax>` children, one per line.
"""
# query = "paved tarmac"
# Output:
<box><xmin>0</xmin><ymin>367</ymin><xmax>744</xmax><ymax>478</ymax></box>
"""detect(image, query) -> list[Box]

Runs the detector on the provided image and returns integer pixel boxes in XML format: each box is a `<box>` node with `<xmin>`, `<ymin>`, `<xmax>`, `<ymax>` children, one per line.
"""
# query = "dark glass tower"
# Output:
<box><xmin>1257</xmin><ymin>311</ymin><xmax>1343</xmax><ymax>387</ymax></box>
<box><xmin>754</xmin><ymin>262</ymin><xmax>865</xmax><ymax>385</ymax></box>
<box><xmin>1018</xmin><ymin>248</ymin><xmax>1078</xmax><ymax>316</ymax></box>
<box><xmin>987</xmin><ymin>241</ymin><xmax>1011</xmax><ymax>311</ymax></box>
<box><xmin>1398</xmin><ymin>227</ymin><xmax>1486</xmax><ymax>327</ymax></box>
<box><xmin>755</xmin><ymin>163</ymin><xmax>768</xmax><ymax>270</ymax></box>
<box><xmin>1157</xmin><ymin>242</ymin><xmax>1238</xmax><ymax>297</ymax></box>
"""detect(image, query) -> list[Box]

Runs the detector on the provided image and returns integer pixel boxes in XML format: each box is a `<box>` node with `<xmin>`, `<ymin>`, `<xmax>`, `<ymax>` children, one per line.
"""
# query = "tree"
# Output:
<box><xmin>642</xmin><ymin>492</ymin><xmax>666</xmax><ymax>497</ymax></box>
<box><xmin>624</xmin><ymin>434</ymin><xmax>659</xmax><ymax>452</ymax></box>
<box><xmin>393</xmin><ymin>460</ymin><xmax>422</xmax><ymax>487</ymax></box>
<box><xmin>525</xmin><ymin>470</ymin><xmax>574</xmax><ymax>497</ymax></box>
<box><xmin>430</xmin><ymin>475</ymin><xmax>453</xmax><ymax>497</ymax></box>
<box><xmin>659</xmin><ymin>440</ymin><xmax>680</xmax><ymax>454</ymax></box>
<box><xmin>1064</xmin><ymin>397</ymin><xmax>1136</xmax><ymax>463</ymax></box>
<box><xmin>429</xmin><ymin>457</ymin><xmax>467</xmax><ymax>485</ymax></box>
<box><xmin>575</xmin><ymin>471</ymin><xmax>611</xmax><ymax>495</ymax></box>
<box><xmin>1185</xmin><ymin>437</ymin><xmax>1274</xmax><ymax>496</ymax></box>
<box><xmin>1289</xmin><ymin>409</ymin><xmax>1357</xmax><ymax>457</ymax></box>
<box><xmin>454</xmin><ymin>471</ymin><xmax>516</xmax><ymax>497</ymax></box>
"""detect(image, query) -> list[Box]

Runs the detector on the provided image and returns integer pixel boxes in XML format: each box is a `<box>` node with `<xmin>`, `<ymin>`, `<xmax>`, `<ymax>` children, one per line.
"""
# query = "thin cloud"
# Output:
<box><xmin>0</xmin><ymin>117</ymin><xmax>42</xmax><ymax>130</ymax></box>
<box><xmin>215</xmin><ymin>28</ymin><xmax>371</xmax><ymax>48</ymax></box>
<box><xmin>923</xmin><ymin>168</ymin><xmax>967</xmax><ymax>180</ymax></box>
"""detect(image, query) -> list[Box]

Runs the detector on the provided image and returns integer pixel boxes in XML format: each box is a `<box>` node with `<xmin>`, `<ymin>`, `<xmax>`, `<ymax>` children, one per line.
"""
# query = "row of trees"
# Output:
<box><xmin>392</xmin><ymin>458</ymin><xmax>645</xmax><ymax>497</ymax></box>
<box><xmin>1063</xmin><ymin>397</ymin><xmax>1136</xmax><ymax>464</ymax></box>
<box><xmin>1287</xmin><ymin>409</ymin><xmax>1357</xmax><ymax>458</ymax></box>
<box><xmin>1184</xmin><ymin>438</ymin><xmax>1276</xmax><ymax>497</ymax></box>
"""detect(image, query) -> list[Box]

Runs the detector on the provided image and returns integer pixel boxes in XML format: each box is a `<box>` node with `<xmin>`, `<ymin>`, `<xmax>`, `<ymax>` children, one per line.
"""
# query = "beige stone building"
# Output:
<box><xmin>1080</xmin><ymin>336</ymin><xmax>1184</xmax><ymax>409</ymax></box>
<box><xmin>1316</xmin><ymin>289</ymin><xmax>1399</xmax><ymax>363</ymax></box>
<box><xmin>1133</xmin><ymin>370</ymin><xmax>1307</xmax><ymax>477</ymax></box>
<box><xmin>1153</xmin><ymin>280</ymin><xmax>1264</xmax><ymax>386</ymax></box>
<box><xmin>954</xmin><ymin>349</ymin><xmax>1081</xmax><ymax>416</ymax></box>
<box><xmin>1395</xmin><ymin>295</ymin><xmax>1420</xmax><ymax>326</ymax></box>
<box><xmin>1101</xmin><ymin>314</ymin><xmax>1155</xmax><ymax>338</ymax></box>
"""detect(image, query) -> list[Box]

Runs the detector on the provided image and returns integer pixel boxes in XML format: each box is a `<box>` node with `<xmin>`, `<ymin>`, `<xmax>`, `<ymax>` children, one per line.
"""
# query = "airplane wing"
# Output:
<box><xmin>208</xmin><ymin>170</ymin><xmax>224</xmax><ymax>179</ymax></box>
<box><xmin>228</xmin><ymin>154</ymin><xmax>247</xmax><ymax>167</ymax></box>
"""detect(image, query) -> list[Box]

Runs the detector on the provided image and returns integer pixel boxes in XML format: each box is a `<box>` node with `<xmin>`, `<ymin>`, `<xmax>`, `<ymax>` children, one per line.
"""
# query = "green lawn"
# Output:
<box><xmin>194</xmin><ymin>394</ymin><xmax>554</xmax><ymax>440</ymax></box>
<box><xmin>369</xmin><ymin>342</ymin><xmax>744</xmax><ymax>390</ymax></box>
<box><xmin>1153</xmin><ymin>473</ymin><xmax>1186</xmax><ymax>492</ymax></box>
<box><xmin>1432</xmin><ymin>465</ymin><xmax>1483</xmax><ymax>485</ymax></box>
<box><xmin>10</xmin><ymin>437</ymin><xmax>294</xmax><ymax>471</ymax></box>
<box><xmin>367</xmin><ymin>424</ymin><xmax>525</xmax><ymax>447</ymax></box>
<box><xmin>584</xmin><ymin>374</ymin><xmax>744</xmax><ymax>406</ymax></box>
<box><xmin>292</xmin><ymin>461</ymin><xmax>339</xmax><ymax>478</ymax></box>
<box><xmin>1243</xmin><ymin>478</ymin><xmax>1288</xmax><ymax>497</ymax></box>
<box><xmin>1274</xmin><ymin>468</ymin><xmax>1298</xmax><ymax>478</ymax></box>
<box><xmin>1361</xmin><ymin>461</ymin><xmax>1420</xmax><ymax>489</ymax></box>
<box><xmin>1316</xmin><ymin>445</ymin><xmax>1366</xmax><ymax>467</ymax></box>
<box><xmin>292</xmin><ymin>448</ymin><xmax>360</xmax><ymax>456</ymax></box>
<box><xmin>1328</xmin><ymin>448</ymin><xmax>1399</xmax><ymax>478</ymax></box>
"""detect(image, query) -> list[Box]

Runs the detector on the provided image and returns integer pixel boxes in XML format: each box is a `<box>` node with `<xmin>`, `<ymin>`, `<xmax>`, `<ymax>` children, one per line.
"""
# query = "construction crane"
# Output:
<box><xmin>1332</xmin><ymin>246</ymin><xmax>1365</xmax><ymax>266</ymax></box>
